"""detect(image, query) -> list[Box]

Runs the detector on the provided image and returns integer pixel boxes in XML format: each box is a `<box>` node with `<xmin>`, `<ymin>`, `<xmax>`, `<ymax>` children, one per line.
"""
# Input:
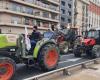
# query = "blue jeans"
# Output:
<box><xmin>29</xmin><ymin>40</ymin><xmax>37</xmax><ymax>54</ymax></box>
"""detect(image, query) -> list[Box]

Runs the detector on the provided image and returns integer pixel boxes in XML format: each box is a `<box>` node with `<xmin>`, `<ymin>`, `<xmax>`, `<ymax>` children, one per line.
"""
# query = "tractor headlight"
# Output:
<box><xmin>10</xmin><ymin>49</ymin><xmax>16</xmax><ymax>52</ymax></box>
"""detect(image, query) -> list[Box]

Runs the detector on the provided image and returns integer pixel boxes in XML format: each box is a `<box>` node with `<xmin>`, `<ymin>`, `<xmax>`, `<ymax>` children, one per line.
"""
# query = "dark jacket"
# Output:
<box><xmin>30</xmin><ymin>31</ymin><xmax>41</xmax><ymax>41</ymax></box>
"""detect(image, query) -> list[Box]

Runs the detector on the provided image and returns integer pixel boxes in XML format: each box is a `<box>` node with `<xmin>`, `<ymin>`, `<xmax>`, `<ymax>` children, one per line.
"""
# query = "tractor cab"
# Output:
<box><xmin>43</xmin><ymin>31</ymin><xmax>55</xmax><ymax>39</ymax></box>
<box><xmin>86</xmin><ymin>29</ymin><xmax>100</xmax><ymax>45</ymax></box>
<box><xmin>74</xmin><ymin>29</ymin><xmax>100</xmax><ymax>58</ymax></box>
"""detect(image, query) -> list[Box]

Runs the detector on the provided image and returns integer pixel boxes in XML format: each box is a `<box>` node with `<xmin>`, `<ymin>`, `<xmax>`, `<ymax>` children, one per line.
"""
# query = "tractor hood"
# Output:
<box><xmin>0</xmin><ymin>34</ymin><xmax>18</xmax><ymax>48</ymax></box>
<box><xmin>83</xmin><ymin>38</ymin><xmax>96</xmax><ymax>46</ymax></box>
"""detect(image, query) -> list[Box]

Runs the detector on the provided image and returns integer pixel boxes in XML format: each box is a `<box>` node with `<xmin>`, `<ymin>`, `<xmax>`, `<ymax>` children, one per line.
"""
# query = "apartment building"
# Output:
<box><xmin>74</xmin><ymin>0</ymin><xmax>89</xmax><ymax>34</ymax></box>
<box><xmin>0</xmin><ymin>0</ymin><xmax>60</xmax><ymax>34</ymax></box>
<box><xmin>87</xmin><ymin>0</ymin><xmax>100</xmax><ymax>30</ymax></box>
<box><xmin>60</xmin><ymin>0</ymin><xmax>73</xmax><ymax>28</ymax></box>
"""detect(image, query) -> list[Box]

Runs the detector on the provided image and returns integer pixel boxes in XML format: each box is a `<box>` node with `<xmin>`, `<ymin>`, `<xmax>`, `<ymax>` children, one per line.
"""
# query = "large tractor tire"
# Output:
<box><xmin>38</xmin><ymin>44</ymin><xmax>59</xmax><ymax>71</ymax></box>
<box><xmin>92</xmin><ymin>45</ymin><xmax>100</xmax><ymax>58</ymax></box>
<box><xmin>0</xmin><ymin>57</ymin><xmax>16</xmax><ymax>80</ymax></box>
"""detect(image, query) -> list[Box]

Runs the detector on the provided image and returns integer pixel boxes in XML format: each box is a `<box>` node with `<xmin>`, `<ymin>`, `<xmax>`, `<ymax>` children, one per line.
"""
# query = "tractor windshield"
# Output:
<box><xmin>43</xmin><ymin>31</ymin><xmax>54</xmax><ymax>39</ymax></box>
<box><xmin>58</xmin><ymin>29</ymin><xmax>69</xmax><ymax>35</ymax></box>
<box><xmin>87</xmin><ymin>30</ymin><xmax>99</xmax><ymax>38</ymax></box>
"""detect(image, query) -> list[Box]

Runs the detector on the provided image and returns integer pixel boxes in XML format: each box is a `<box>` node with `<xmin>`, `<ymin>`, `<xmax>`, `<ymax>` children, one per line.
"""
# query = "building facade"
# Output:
<box><xmin>0</xmin><ymin>0</ymin><xmax>60</xmax><ymax>34</ymax></box>
<box><xmin>87</xmin><ymin>0</ymin><xmax>100</xmax><ymax>30</ymax></box>
<box><xmin>74</xmin><ymin>0</ymin><xmax>89</xmax><ymax>34</ymax></box>
<box><xmin>60</xmin><ymin>0</ymin><xmax>73</xmax><ymax>28</ymax></box>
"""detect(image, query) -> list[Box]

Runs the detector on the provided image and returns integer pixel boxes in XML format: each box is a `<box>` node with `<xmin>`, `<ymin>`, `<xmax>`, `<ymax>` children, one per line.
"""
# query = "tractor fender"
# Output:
<box><xmin>33</xmin><ymin>38</ymin><xmax>56</xmax><ymax>59</ymax></box>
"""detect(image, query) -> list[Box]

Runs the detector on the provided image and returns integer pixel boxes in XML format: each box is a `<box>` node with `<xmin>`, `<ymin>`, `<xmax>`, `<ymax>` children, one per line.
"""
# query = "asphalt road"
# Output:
<box><xmin>11</xmin><ymin>54</ymin><xmax>90</xmax><ymax>80</ymax></box>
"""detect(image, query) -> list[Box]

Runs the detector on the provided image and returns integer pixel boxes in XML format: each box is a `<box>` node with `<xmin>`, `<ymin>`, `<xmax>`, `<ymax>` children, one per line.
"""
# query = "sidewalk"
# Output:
<box><xmin>54</xmin><ymin>64</ymin><xmax>100</xmax><ymax>80</ymax></box>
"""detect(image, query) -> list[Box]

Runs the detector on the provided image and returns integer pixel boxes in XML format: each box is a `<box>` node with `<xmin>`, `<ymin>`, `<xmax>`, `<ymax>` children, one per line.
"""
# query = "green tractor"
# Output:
<box><xmin>0</xmin><ymin>33</ymin><xmax>60</xmax><ymax>80</ymax></box>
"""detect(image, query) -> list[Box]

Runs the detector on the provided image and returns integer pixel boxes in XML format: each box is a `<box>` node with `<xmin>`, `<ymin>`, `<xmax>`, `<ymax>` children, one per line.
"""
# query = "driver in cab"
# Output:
<box><xmin>29</xmin><ymin>26</ymin><xmax>41</xmax><ymax>54</ymax></box>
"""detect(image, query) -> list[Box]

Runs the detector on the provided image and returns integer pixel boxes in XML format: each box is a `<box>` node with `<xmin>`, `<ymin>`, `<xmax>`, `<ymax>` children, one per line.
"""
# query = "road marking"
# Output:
<box><xmin>60</xmin><ymin>54</ymin><xmax>73</xmax><ymax>58</ymax></box>
<box><xmin>59</xmin><ymin>58</ymin><xmax>82</xmax><ymax>64</ymax></box>
<box><xmin>67</xmin><ymin>58</ymin><xmax>82</xmax><ymax>62</ymax></box>
<box><xmin>59</xmin><ymin>60</ymin><xmax>70</xmax><ymax>64</ymax></box>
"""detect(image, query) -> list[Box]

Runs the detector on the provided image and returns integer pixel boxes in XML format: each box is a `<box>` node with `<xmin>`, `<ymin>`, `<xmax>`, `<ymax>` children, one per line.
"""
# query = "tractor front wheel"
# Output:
<box><xmin>38</xmin><ymin>44</ymin><xmax>59</xmax><ymax>71</ymax></box>
<box><xmin>74</xmin><ymin>51</ymin><xmax>82</xmax><ymax>57</ymax></box>
<box><xmin>73</xmin><ymin>46</ymin><xmax>82</xmax><ymax>57</ymax></box>
<box><xmin>0</xmin><ymin>57</ymin><xmax>16</xmax><ymax>80</ymax></box>
<box><xmin>92</xmin><ymin>45</ymin><xmax>100</xmax><ymax>58</ymax></box>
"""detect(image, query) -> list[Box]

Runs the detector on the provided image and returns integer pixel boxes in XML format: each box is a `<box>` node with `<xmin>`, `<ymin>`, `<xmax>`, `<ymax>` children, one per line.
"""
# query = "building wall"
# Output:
<box><xmin>74</xmin><ymin>0</ymin><xmax>89</xmax><ymax>34</ymax></box>
<box><xmin>61</xmin><ymin>0</ymin><xmax>73</xmax><ymax>28</ymax></box>
<box><xmin>0</xmin><ymin>0</ymin><xmax>60</xmax><ymax>34</ymax></box>
<box><xmin>87</xmin><ymin>0</ymin><xmax>100</xmax><ymax>30</ymax></box>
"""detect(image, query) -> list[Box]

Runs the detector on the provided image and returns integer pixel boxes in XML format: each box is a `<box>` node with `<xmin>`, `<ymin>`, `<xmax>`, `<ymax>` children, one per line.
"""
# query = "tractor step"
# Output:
<box><xmin>22</xmin><ymin>55</ymin><xmax>33</xmax><ymax>59</ymax></box>
<box><xmin>22</xmin><ymin>55</ymin><xmax>34</xmax><ymax>65</ymax></box>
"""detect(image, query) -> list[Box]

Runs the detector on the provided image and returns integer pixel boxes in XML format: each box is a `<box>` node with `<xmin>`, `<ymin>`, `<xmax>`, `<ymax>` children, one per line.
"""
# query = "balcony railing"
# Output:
<box><xmin>0</xmin><ymin>2</ymin><xmax>59</xmax><ymax>21</ymax></box>
<box><xmin>20</xmin><ymin>0</ymin><xmax>59</xmax><ymax>12</ymax></box>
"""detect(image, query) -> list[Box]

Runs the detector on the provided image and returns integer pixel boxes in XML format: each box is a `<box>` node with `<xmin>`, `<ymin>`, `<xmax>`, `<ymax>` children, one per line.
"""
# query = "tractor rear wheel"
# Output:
<box><xmin>0</xmin><ymin>57</ymin><xmax>16</xmax><ymax>80</ymax></box>
<box><xmin>92</xmin><ymin>45</ymin><xmax>100</xmax><ymax>58</ymax></box>
<box><xmin>38</xmin><ymin>44</ymin><xmax>59</xmax><ymax>71</ymax></box>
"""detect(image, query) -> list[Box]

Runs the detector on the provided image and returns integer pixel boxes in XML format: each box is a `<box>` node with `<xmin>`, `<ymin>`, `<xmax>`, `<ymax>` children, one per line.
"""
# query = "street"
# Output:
<box><xmin>0</xmin><ymin>0</ymin><xmax>100</xmax><ymax>80</ymax></box>
<box><xmin>11</xmin><ymin>54</ymin><xmax>90</xmax><ymax>80</ymax></box>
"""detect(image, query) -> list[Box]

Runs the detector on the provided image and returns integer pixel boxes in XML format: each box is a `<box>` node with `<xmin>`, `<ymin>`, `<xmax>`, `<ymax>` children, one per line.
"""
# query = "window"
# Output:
<box><xmin>51</xmin><ymin>13</ymin><xmax>57</xmax><ymax>19</ymax></box>
<box><xmin>61</xmin><ymin>1</ymin><xmax>65</xmax><ymax>6</ymax></box>
<box><xmin>36</xmin><ymin>20</ymin><xmax>41</xmax><ymax>27</ymax></box>
<box><xmin>43</xmin><ymin>11</ymin><xmax>49</xmax><ymax>18</ymax></box>
<box><xmin>61</xmin><ymin>17</ymin><xmax>65</xmax><ymax>22</ymax></box>
<box><xmin>68</xmin><ymin>4</ymin><xmax>71</xmax><ymax>8</ymax></box>
<box><xmin>11</xmin><ymin>16</ymin><xmax>22</xmax><ymax>24</ymax></box>
<box><xmin>22</xmin><ymin>6</ymin><xmax>33</xmax><ymax>14</ymax></box>
<box><xmin>50</xmin><ymin>5</ymin><xmax>57</xmax><ymax>11</ymax></box>
<box><xmin>61</xmin><ymin>9</ymin><xmax>65</xmax><ymax>14</ymax></box>
<box><xmin>43</xmin><ymin>22</ymin><xmax>49</xmax><ymax>28</ymax></box>
<box><xmin>68</xmin><ymin>19</ymin><xmax>71</xmax><ymax>23</ymax></box>
<box><xmin>24</xmin><ymin>18</ymin><xmax>35</xmax><ymax>26</ymax></box>
<box><xmin>11</xmin><ymin>3</ymin><xmax>22</xmax><ymax>12</ymax></box>
<box><xmin>34</xmin><ymin>9</ymin><xmax>41</xmax><ymax>16</ymax></box>
<box><xmin>25</xmin><ymin>7</ymin><xmax>33</xmax><ymax>14</ymax></box>
<box><xmin>68</xmin><ymin>11</ymin><xmax>71</xmax><ymax>16</ymax></box>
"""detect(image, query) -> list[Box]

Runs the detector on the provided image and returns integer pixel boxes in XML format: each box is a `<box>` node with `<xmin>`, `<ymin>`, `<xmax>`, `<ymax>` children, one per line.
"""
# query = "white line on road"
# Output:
<box><xmin>60</xmin><ymin>54</ymin><xmax>73</xmax><ymax>58</ymax></box>
<box><xmin>59</xmin><ymin>60</ymin><xmax>70</xmax><ymax>64</ymax></box>
<box><xmin>59</xmin><ymin>58</ymin><xmax>82</xmax><ymax>64</ymax></box>
<box><xmin>68</xmin><ymin>58</ymin><xmax>82</xmax><ymax>62</ymax></box>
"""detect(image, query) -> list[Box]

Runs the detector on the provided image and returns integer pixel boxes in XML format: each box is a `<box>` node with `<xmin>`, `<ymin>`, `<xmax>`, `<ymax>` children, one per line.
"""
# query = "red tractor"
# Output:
<box><xmin>74</xmin><ymin>29</ymin><xmax>100</xmax><ymax>58</ymax></box>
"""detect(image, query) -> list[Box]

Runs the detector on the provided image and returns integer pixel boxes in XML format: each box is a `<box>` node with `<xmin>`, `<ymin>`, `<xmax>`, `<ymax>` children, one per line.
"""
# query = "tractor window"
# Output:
<box><xmin>43</xmin><ymin>31</ymin><xmax>54</xmax><ymax>39</ymax></box>
<box><xmin>88</xmin><ymin>31</ymin><xmax>99</xmax><ymax>38</ymax></box>
<box><xmin>59</xmin><ymin>29</ymin><xmax>69</xmax><ymax>35</ymax></box>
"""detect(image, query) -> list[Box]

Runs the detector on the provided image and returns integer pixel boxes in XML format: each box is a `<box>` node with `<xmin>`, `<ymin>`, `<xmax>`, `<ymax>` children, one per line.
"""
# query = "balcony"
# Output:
<box><xmin>0</xmin><ymin>9</ymin><xmax>59</xmax><ymax>23</ymax></box>
<box><xmin>47</xmin><ymin>0</ymin><xmax>60</xmax><ymax>5</ymax></box>
<box><xmin>0</xmin><ymin>1</ymin><xmax>59</xmax><ymax>22</ymax></box>
<box><xmin>81</xmin><ymin>0</ymin><xmax>90</xmax><ymax>4</ymax></box>
<box><xmin>11</xmin><ymin>0</ymin><xmax>60</xmax><ymax>14</ymax></box>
